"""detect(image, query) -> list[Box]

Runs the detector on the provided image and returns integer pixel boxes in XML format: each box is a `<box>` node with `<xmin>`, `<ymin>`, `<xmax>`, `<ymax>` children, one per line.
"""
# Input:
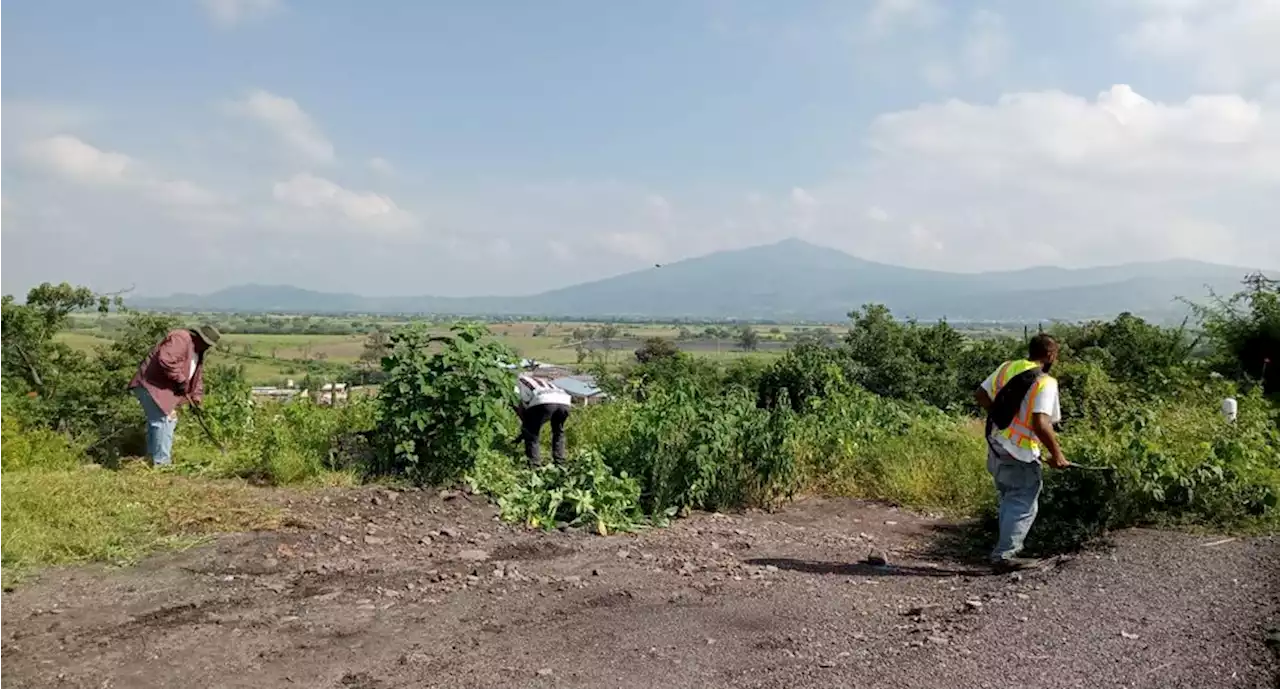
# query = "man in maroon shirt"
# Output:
<box><xmin>128</xmin><ymin>325</ymin><xmax>220</xmax><ymax>465</ymax></box>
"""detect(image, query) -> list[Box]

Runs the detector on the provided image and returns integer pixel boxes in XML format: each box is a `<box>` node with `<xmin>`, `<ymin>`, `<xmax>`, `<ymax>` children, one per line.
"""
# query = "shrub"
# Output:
<box><xmin>578</xmin><ymin>380</ymin><xmax>799</xmax><ymax>514</ymax></box>
<box><xmin>179</xmin><ymin>397</ymin><xmax>376</xmax><ymax>485</ymax></box>
<box><xmin>1029</xmin><ymin>385</ymin><xmax>1280</xmax><ymax>553</ymax></box>
<box><xmin>467</xmin><ymin>449</ymin><xmax>644</xmax><ymax>535</ymax></box>
<box><xmin>1</xmin><ymin>412</ymin><xmax>84</xmax><ymax>472</ymax></box>
<box><xmin>633</xmin><ymin>337</ymin><xmax>680</xmax><ymax>364</ymax></box>
<box><xmin>201</xmin><ymin>363</ymin><xmax>254</xmax><ymax>443</ymax></box>
<box><xmin>373</xmin><ymin>323</ymin><xmax>518</xmax><ymax>483</ymax></box>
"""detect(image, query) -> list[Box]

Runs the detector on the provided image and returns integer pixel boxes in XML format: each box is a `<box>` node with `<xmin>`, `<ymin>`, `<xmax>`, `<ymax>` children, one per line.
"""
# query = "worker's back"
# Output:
<box><xmin>517</xmin><ymin>373</ymin><xmax>571</xmax><ymax>408</ymax></box>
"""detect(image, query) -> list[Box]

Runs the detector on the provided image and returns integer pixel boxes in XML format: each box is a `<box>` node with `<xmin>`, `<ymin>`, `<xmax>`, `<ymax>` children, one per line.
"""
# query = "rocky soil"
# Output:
<box><xmin>3</xmin><ymin>487</ymin><xmax>1276</xmax><ymax>688</ymax></box>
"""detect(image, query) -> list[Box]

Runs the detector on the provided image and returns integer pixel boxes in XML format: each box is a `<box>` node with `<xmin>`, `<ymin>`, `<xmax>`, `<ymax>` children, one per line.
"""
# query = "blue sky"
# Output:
<box><xmin>3</xmin><ymin>0</ymin><xmax>1278</xmax><ymax>297</ymax></box>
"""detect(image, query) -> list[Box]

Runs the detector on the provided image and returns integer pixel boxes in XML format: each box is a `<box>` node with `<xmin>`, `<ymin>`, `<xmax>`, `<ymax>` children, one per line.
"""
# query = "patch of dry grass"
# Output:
<box><xmin>1</xmin><ymin>465</ymin><xmax>278</xmax><ymax>586</ymax></box>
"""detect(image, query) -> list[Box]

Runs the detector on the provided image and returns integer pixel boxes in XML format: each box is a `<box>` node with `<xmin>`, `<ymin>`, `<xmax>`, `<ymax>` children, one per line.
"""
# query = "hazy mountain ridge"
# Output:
<box><xmin>132</xmin><ymin>239</ymin><xmax>1265</xmax><ymax>322</ymax></box>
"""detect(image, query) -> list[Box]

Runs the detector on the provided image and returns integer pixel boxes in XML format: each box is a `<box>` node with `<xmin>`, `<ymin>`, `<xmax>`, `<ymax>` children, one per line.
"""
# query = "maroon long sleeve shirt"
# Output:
<box><xmin>128</xmin><ymin>329</ymin><xmax>205</xmax><ymax>416</ymax></box>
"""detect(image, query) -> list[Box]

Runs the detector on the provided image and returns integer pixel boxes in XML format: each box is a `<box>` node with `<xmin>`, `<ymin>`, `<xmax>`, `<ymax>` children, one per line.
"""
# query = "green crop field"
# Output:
<box><xmin>54</xmin><ymin>317</ymin><xmax>794</xmax><ymax>384</ymax></box>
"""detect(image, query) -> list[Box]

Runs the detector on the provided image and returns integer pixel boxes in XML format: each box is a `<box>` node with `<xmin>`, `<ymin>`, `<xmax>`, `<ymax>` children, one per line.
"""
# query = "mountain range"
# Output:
<box><xmin>133</xmin><ymin>239</ymin><xmax>1265</xmax><ymax>323</ymax></box>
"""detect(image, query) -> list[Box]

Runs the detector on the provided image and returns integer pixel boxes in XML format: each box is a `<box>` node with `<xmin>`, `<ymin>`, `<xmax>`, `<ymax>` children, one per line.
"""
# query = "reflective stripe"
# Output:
<box><xmin>994</xmin><ymin>361</ymin><xmax>1014</xmax><ymax>389</ymax></box>
<box><xmin>989</xmin><ymin>359</ymin><xmax>1044</xmax><ymax>452</ymax></box>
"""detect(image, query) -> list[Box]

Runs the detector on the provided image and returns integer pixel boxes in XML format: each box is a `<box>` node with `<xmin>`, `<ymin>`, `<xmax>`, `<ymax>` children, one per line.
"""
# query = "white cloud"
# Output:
<box><xmin>367</xmin><ymin>156</ymin><xmax>396</xmax><ymax>176</ymax></box>
<box><xmin>24</xmin><ymin>135</ymin><xmax>132</xmax><ymax>184</ymax></box>
<box><xmin>1118</xmin><ymin>0</ymin><xmax>1280</xmax><ymax>90</ymax></box>
<box><xmin>230</xmin><ymin>89</ymin><xmax>334</xmax><ymax>163</ymax></box>
<box><xmin>272</xmin><ymin>173</ymin><xmax>415</xmax><ymax>232</ymax></box>
<box><xmin>866</xmin><ymin>0</ymin><xmax>941</xmax><ymax>35</ymax></box>
<box><xmin>200</xmin><ymin>0</ymin><xmax>282</xmax><ymax>28</ymax></box>
<box><xmin>22</xmin><ymin>135</ymin><xmax>221</xmax><ymax>207</ymax></box>
<box><xmin>833</xmin><ymin>84</ymin><xmax>1280</xmax><ymax>269</ymax></box>
<box><xmin>866</xmin><ymin>205</ymin><xmax>891</xmax><ymax>222</ymax></box>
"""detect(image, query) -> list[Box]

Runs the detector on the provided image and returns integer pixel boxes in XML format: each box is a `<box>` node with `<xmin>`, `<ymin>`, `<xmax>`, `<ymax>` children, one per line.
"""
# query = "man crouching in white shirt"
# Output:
<box><xmin>516</xmin><ymin>372</ymin><xmax>573</xmax><ymax>466</ymax></box>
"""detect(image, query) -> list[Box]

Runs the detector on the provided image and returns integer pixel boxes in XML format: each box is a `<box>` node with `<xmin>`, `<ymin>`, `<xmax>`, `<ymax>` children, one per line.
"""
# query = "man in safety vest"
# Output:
<box><xmin>515</xmin><ymin>372</ymin><xmax>572</xmax><ymax>465</ymax></box>
<box><xmin>974</xmin><ymin>334</ymin><xmax>1069</xmax><ymax>572</ymax></box>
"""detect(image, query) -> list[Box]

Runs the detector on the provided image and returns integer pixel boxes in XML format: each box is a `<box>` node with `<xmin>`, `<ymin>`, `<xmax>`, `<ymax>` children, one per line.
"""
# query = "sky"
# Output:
<box><xmin>3</xmin><ymin>0</ymin><xmax>1279</xmax><ymax>298</ymax></box>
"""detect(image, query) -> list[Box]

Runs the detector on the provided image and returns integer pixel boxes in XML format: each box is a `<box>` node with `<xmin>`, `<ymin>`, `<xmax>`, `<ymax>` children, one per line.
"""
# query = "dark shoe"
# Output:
<box><xmin>991</xmin><ymin>557</ymin><xmax>1042</xmax><ymax>573</ymax></box>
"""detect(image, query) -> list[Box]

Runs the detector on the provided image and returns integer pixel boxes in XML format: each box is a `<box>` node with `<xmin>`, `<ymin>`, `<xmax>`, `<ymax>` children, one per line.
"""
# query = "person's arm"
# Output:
<box><xmin>974</xmin><ymin>387</ymin><xmax>994</xmax><ymax>412</ymax></box>
<box><xmin>1031</xmin><ymin>413</ymin><xmax>1067</xmax><ymax>468</ymax></box>
<box><xmin>1031</xmin><ymin>378</ymin><xmax>1067</xmax><ymax>468</ymax></box>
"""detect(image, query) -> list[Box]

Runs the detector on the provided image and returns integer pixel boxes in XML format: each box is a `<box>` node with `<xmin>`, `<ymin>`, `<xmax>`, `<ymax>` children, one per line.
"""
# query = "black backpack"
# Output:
<box><xmin>986</xmin><ymin>367</ymin><xmax>1043</xmax><ymax>434</ymax></box>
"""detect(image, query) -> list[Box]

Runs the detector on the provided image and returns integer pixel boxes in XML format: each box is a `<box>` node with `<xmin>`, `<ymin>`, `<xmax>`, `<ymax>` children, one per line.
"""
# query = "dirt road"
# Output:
<box><xmin>3</xmin><ymin>488</ymin><xmax>1276</xmax><ymax>688</ymax></box>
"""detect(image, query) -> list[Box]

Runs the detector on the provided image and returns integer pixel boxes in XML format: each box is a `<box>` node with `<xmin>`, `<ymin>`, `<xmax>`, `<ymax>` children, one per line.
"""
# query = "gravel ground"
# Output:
<box><xmin>2</xmin><ymin>487</ymin><xmax>1276</xmax><ymax>689</ymax></box>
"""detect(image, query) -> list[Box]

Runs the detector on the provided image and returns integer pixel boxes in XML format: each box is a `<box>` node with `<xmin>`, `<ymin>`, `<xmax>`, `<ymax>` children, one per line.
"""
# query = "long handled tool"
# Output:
<box><xmin>1065</xmin><ymin>463</ymin><xmax>1116</xmax><ymax>473</ymax></box>
<box><xmin>185</xmin><ymin>394</ymin><xmax>227</xmax><ymax>454</ymax></box>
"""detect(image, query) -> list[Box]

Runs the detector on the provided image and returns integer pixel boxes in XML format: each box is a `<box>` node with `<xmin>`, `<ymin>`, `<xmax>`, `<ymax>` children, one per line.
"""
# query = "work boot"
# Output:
<box><xmin>991</xmin><ymin>557</ymin><xmax>1042</xmax><ymax>573</ymax></box>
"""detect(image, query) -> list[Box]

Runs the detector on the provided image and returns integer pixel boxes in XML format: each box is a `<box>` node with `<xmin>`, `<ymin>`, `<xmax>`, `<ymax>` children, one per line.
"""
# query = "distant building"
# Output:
<box><xmin>251</xmin><ymin>386</ymin><xmax>303</xmax><ymax>402</ymax></box>
<box><xmin>318</xmin><ymin>382</ymin><xmax>348</xmax><ymax>406</ymax></box>
<box><xmin>550</xmin><ymin>375</ymin><xmax>606</xmax><ymax>406</ymax></box>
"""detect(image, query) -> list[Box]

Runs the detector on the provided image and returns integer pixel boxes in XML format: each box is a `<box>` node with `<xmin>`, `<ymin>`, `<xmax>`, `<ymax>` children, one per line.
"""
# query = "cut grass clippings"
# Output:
<box><xmin>1</xmin><ymin>465</ymin><xmax>278</xmax><ymax>587</ymax></box>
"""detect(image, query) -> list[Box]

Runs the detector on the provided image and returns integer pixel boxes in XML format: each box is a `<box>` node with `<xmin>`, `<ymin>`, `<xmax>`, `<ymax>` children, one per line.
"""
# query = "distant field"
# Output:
<box><xmin>221</xmin><ymin>334</ymin><xmax>367</xmax><ymax>363</ymax></box>
<box><xmin>56</xmin><ymin>320</ymin><xmax>801</xmax><ymax>384</ymax></box>
<box><xmin>54</xmin><ymin>332</ymin><xmax>114</xmax><ymax>350</ymax></box>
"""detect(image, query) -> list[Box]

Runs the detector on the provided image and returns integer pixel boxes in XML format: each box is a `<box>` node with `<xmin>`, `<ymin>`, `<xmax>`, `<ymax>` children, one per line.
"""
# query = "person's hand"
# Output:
<box><xmin>1046</xmin><ymin>453</ymin><xmax>1070</xmax><ymax>469</ymax></box>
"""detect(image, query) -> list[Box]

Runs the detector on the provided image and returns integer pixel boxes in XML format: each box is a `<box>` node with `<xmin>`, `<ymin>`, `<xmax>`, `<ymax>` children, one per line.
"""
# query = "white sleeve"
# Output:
<box><xmin>1032</xmin><ymin>378</ymin><xmax>1059</xmax><ymax>421</ymax></box>
<box><xmin>980</xmin><ymin>368</ymin><xmax>999</xmax><ymax>396</ymax></box>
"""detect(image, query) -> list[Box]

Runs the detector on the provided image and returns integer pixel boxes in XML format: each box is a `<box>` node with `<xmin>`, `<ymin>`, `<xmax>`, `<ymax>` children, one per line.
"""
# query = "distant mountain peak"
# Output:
<box><xmin>131</xmin><ymin>239</ymin><xmax>1261</xmax><ymax>322</ymax></box>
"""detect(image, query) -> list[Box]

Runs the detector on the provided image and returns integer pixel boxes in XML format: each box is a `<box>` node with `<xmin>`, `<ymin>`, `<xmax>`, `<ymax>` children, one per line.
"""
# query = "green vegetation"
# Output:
<box><xmin>3</xmin><ymin>273</ymin><xmax>1277</xmax><ymax>580</ymax></box>
<box><xmin>2</xmin><ymin>466</ymin><xmax>276</xmax><ymax>586</ymax></box>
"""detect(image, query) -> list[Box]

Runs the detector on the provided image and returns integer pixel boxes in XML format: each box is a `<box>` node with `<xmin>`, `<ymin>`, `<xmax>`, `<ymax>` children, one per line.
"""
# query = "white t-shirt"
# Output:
<box><xmin>517</xmin><ymin>374</ymin><xmax>571</xmax><ymax>408</ymax></box>
<box><xmin>981</xmin><ymin>367</ymin><xmax>1060</xmax><ymax>463</ymax></box>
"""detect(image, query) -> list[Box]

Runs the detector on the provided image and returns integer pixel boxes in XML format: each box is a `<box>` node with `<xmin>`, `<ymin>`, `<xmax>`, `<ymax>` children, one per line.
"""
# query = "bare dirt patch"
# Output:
<box><xmin>3</xmin><ymin>487</ymin><xmax>1276</xmax><ymax>689</ymax></box>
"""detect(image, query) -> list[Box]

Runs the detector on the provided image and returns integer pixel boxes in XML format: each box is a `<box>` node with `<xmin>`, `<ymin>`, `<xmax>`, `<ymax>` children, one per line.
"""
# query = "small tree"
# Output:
<box><xmin>357</xmin><ymin>328</ymin><xmax>391</xmax><ymax>384</ymax></box>
<box><xmin>736</xmin><ymin>326</ymin><xmax>760</xmax><ymax>352</ymax></box>
<box><xmin>1</xmin><ymin>282</ymin><xmax>114</xmax><ymax>395</ymax></box>
<box><xmin>374</xmin><ymin>322</ymin><xmax>518</xmax><ymax>483</ymax></box>
<box><xmin>634</xmin><ymin>336</ymin><xmax>680</xmax><ymax>364</ymax></box>
<box><xmin>1192</xmin><ymin>272</ymin><xmax>1280</xmax><ymax>395</ymax></box>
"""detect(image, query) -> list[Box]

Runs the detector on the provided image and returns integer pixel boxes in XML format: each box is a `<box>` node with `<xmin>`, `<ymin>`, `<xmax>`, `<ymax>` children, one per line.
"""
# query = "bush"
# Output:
<box><xmin>1027</xmin><ymin>385</ymin><xmax>1280</xmax><ymax>553</ymax></box>
<box><xmin>373</xmin><ymin>323</ymin><xmax>518</xmax><ymax>483</ymax></box>
<box><xmin>200</xmin><ymin>363</ymin><xmax>254</xmax><ymax>444</ymax></box>
<box><xmin>1</xmin><ymin>412</ymin><xmax>84</xmax><ymax>472</ymax></box>
<box><xmin>467</xmin><ymin>449</ymin><xmax>644</xmax><ymax>535</ymax></box>
<box><xmin>576</xmin><ymin>380</ymin><xmax>799</xmax><ymax>514</ymax></box>
<box><xmin>757</xmin><ymin>341</ymin><xmax>854</xmax><ymax>411</ymax></box>
<box><xmin>788</xmin><ymin>389</ymin><xmax>991</xmax><ymax>514</ymax></box>
<box><xmin>633</xmin><ymin>337</ymin><xmax>680</xmax><ymax>364</ymax></box>
<box><xmin>1193</xmin><ymin>273</ymin><xmax>1280</xmax><ymax>395</ymax></box>
<box><xmin>178</xmin><ymin>397</ymin><xmax>376</xmax><ymax>485</ymax></box>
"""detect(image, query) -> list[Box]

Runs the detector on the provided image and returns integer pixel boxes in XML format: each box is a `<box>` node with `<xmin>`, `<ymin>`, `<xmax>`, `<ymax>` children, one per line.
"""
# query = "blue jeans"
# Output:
<box><xmin>133</xmin><ymin>387</ymin><xmax>176</xmax><ymax>466</ymax></box>
<box><xmin>987</xmin><ymin>443</ymin><xmax>1042</xmax><ymax>561</ymax></box>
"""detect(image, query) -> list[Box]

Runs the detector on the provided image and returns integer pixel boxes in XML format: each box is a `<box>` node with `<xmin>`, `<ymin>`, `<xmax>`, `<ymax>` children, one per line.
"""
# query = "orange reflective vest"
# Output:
<box><xmin>989</xmin><ymin>359</ymin><xmax>1048</xmax><ymax>454</ymax></box>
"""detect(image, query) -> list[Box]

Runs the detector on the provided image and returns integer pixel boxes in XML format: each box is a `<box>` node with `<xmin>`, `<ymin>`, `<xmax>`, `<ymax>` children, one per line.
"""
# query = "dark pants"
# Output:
<box><xmin>520</xmin><ymin>403</ymin><xmax>570</xmax><ymax>465</ymax></box>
